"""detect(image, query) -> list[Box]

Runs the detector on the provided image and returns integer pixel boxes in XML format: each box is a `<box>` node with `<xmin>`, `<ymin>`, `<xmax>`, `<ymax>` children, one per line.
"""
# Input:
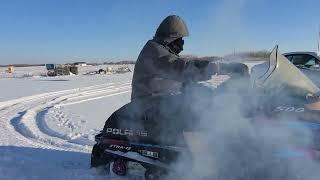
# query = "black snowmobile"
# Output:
<box><xmin>91</xmin><ymin>93</ymin><xmax>197</xmax><ymax>179</ymax></box>
<box><xmin>91</xmin><ymin>46</ymin><xmax>320</xmax><ymax>179</ymax></box>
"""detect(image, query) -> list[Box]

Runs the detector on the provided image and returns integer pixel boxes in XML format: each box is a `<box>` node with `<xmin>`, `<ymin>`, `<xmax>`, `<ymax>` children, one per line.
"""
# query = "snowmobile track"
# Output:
<box><xmin>0</xmin><ymin>82</ymin><xmax>131</xmax><ymax>152</ymax></box>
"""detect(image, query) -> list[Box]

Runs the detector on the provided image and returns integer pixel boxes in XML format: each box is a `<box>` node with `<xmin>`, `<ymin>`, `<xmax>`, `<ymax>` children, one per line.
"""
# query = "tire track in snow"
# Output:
<box><xmin>36</xmin><ymin>89</ymin><xmax>131</xmax><ymax>146</ymax></box>
<box><xmin>1</xmin><ymin>107</ymin><xmax>68</xmax><ymax>151</ymax></box>
<box><xmin>57</xmin><ymin>90</ymin><xmax>131</xmax><ymax>107</ymax></box>
<box><xmin>0</xmin><ymin>81</ymin><xmax>131</xmax><ymax>110</ymax></box>
<box><xmin>0</xmin><ymin>82</ymin><xmax>131</xmax><ymax>152</ymax></box>
<box><xmin>57</xmin><ymin>84</ymin><xmax>131</xmax><ymax>107</ymax></box>
<box><xmin>11</xmin><ymin>111</ymin><xmax>33</xmax><ymax>138</ymax></box>
<box><xmin>16</xmin><ymin>84</ymin><xmax>130</xmax><ymax>150</ymax></box>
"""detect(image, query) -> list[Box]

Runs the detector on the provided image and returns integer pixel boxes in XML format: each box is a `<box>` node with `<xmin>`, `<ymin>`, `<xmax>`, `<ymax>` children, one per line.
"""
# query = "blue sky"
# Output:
<box><xmin>0</xmin><ymin>0</ymin><xmax>319</xmax><ymax>64</ymax></box>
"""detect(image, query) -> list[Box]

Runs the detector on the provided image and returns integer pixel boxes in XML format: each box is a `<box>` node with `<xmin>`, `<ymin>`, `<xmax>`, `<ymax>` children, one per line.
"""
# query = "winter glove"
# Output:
<box><xmin>198</xmin><ymin>62</ymin><xmax>219</xmax><ymax>80</ymax></box>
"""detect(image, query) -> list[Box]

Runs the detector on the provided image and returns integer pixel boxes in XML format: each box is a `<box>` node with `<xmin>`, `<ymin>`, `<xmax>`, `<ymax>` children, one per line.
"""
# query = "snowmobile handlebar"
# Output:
<box><xmin>218</xmin><ymin>62</ymin><xmax>249</xmax><ymax>76</ymax></box>
<box><xmin>202</xmin><ymin>62</ymin><xmax>249</xmax><ymax>77</ymax></box>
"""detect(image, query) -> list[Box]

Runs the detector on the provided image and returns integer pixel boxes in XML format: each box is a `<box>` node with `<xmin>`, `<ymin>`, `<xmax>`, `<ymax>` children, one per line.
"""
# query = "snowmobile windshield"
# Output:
<box><xmin>255</xmin><ymin>45</ymin><xmax>320</xmax><ymax>99</ymax></box>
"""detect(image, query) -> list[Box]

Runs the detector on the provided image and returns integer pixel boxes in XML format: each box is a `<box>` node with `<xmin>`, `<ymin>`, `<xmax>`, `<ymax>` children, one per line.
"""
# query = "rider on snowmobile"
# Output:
<box><xmin>91</xmin><ymin>15</ymin><xmax>250</xmax><ymax>174</ymax></box>
<box><xmin>131</xmin><ymin>15</ymin><xmax>249</xmax><ymax>100</ymax></box>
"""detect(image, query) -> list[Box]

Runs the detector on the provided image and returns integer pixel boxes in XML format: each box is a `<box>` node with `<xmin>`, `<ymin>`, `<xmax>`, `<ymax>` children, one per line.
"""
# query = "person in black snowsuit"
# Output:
<box><xmin>91</xmin><ymin>15</ymin><xmax>250</xmax><ymax>169</ymax></box>
<box><xmin>130</xmin><ymin>14</ymin><xmax>250</xmax><ymax>131</ymax></box>
<box><xmin>131</xmin><ymin>15</ymin><xmax>249</xmax><ymax>101</ymax></box>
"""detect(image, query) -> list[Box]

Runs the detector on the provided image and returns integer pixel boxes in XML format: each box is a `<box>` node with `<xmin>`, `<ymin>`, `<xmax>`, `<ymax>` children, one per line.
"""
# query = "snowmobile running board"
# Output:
<box><xmin>104</xmin><ymin>149</ymin><xmax>171</xmax><ymax>170</ymax></box>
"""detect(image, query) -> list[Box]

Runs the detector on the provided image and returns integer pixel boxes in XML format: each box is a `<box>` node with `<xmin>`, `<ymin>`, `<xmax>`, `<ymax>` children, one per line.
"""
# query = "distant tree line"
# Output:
<box><xmin>180</xmin><ymin>55</ymin><xmax>222</xmax><ymax>62</ymax></box>
<box><xmin>236</xmin><ymin>50</ymin><xmax>270</xmax><ymax>59</ymax></box>
<box><xmin>0</xmin><ymin>64</ymin><xmax>45</xmax><ymax>67</ymax></box>
<box><xmin>103</xmin><ymin>60</ymin><xmax>136</xmax><ymax>65</ymax></box>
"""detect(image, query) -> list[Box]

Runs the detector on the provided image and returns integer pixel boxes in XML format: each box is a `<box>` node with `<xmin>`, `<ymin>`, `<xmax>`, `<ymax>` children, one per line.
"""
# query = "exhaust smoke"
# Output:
<box><xmin>162</xmin><ymin>69</ymin><xmax>320</xmax><ymax>180</ymax></box>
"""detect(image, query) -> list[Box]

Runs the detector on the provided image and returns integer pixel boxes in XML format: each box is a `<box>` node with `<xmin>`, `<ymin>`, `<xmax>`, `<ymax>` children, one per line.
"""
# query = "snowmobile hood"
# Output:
<box><xmin>255</xmin><ymin>45</ymin><xmax>320</xmax><ymax>99</ymax></box>
<box><xmin>154</xmin><ymin>15</ymin><xmax>189</xmax><ymax>45</ymax></box>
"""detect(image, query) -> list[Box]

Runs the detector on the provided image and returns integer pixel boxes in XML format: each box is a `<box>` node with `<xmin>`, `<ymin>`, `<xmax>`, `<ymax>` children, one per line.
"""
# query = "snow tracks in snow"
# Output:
<box><xmin>0</xmin><ymin>82</ymin><xmax>131</xmax><ymax>152</ymax></box>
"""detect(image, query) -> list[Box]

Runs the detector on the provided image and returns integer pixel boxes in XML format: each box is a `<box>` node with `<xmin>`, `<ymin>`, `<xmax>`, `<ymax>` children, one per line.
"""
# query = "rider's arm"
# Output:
<box><xmin>154</xmin><ymin>54</ymin><xmax>217</xmax><ymax>81</ymax></box>
<box><xmin>154</xmin><ymin>53</ymin><xmax>249</xmax><ymax>81</ymax></box>
<box><xmin>201</xmin><ymin>61</ymin><xmax>249</xmax><ymax>77</ymax></box>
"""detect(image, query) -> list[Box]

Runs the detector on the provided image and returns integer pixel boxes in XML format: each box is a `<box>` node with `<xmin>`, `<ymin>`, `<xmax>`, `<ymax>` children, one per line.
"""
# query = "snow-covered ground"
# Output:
<box><xmin>0</xmin><ymin>65</ymin><xmax>136</xmax><ymax>180</ymax></box>
<box><xmin>0</xmin><ymin>63</ymin><xmax>257</xmax><ymax>180</ymax></box>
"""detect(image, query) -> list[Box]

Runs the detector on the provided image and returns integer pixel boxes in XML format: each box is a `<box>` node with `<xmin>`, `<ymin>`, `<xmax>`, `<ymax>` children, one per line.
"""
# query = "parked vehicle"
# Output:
<box><xmin>45</xmin><ymin>64</ymin><xmax>78</xmax><ymax>76</ymax></box>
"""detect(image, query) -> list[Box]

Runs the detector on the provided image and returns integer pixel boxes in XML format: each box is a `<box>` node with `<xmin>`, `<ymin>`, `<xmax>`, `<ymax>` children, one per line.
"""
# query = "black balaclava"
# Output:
<box><xmin>168</xmin><ymin>37</ymin><xmax>184</xmax><ymax>55</ymax></box>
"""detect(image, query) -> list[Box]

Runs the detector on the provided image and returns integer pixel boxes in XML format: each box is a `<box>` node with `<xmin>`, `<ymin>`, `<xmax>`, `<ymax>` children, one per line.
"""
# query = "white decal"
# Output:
<box><xmin>285</xmin><ymin>107</ymin><xmax>295</xmax><ymax>112</ymax></box>
<box><xmin>274</xmin><ymin>106</ymin><xmax>305</xmax><ymax>113</ymax></box>
<box><xmin>106</xmin><ymin>128</ymin><xmax>148</xmax><ymax>137</ymax></box>
<box><xmin>110</xmin><ymin>144</ymin><xmax>132</xmax><ymax>150</ymax></box>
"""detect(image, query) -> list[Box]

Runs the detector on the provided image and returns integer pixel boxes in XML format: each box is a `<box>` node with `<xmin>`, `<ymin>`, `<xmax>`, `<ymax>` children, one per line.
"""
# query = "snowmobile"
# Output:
<box><xmin>91</xmin><ymin>46</ymin><xmax>320</xmax><ymax>179</ymax></box>
<box><xmin>91</xmin><ymin>93</ymin><xmax>195</xmax><ymax>179</ymax></box>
